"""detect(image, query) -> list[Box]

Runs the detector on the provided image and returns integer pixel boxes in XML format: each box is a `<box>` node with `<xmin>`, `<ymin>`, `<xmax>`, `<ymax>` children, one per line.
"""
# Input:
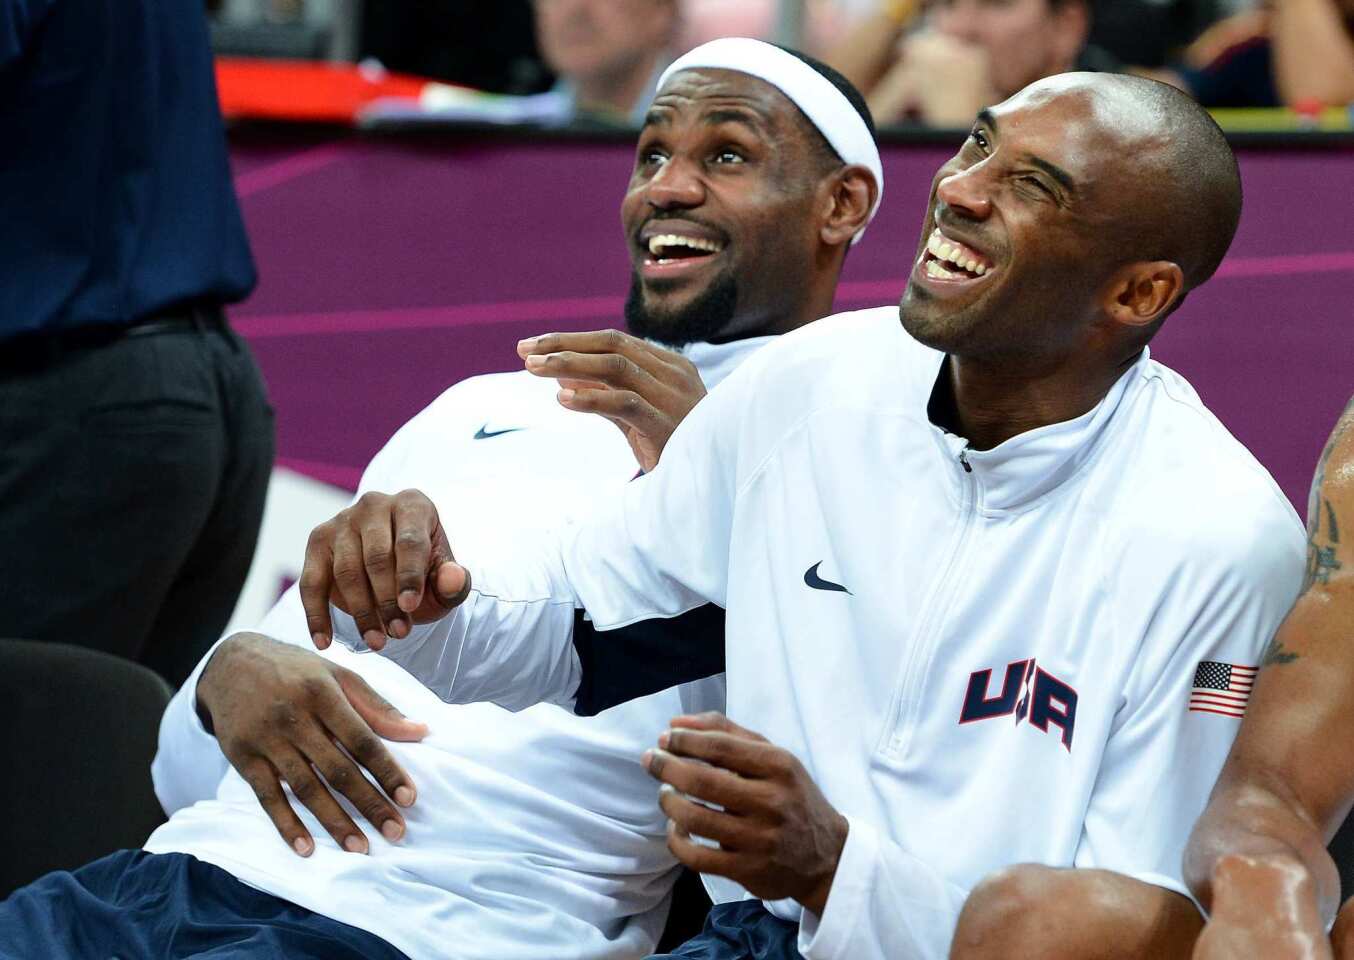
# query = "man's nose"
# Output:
<box><xmin>645</xmin><ymin>156</ymin><xmax>705</xmax><ymax>209</ymax></box>
<box><xmin>935</xmin><ymin>167</ymin><xmax>993</xmax><ymax>221</ymax></box>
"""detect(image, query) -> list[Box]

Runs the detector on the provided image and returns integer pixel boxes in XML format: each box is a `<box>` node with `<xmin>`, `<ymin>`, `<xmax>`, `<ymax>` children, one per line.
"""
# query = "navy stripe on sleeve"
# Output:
<box><xmin>571</xmin><ymin>605</ymin><xmax>726</xmax><ymax>716</ymax></box>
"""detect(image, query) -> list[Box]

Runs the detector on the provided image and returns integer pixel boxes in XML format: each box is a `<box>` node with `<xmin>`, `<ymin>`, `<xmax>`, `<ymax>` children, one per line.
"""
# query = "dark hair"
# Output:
<box><xmin>1102</xmin><ymin>74</ymin><xmax>1242</xmax><ymax>294</ymax></box>
<box><xmin>771</xmin><ymin>44</ymin><xmax>877</xmax><ymax>165</ymax></box>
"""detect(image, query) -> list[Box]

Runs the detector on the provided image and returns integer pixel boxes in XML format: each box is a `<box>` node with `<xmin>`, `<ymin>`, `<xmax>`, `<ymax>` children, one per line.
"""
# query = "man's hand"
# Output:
<box><xmin>518</xmin><ymin>329</ymin><xmax>707</xmax><ymax>472</ymax></box>
<box><xmin>641</xmin><ymin>712</ymin><xmax>848</xmax><ymax>916</ymax></box>
<box><xmin>867</xmin><ymin>31</ymin><xmax>995</xmax><ymax>127</ymax></box>
<box><xmin>299</xmin><ymin>489</ymin><xmax>471</xmax><ymax>651</ymax></box>
<box><xmin>196</xmin><ymin>632</ymin><xmax>428</xmax><ymax>856</ymax></box>
<box><xmin>1192</xmin><ymin>854</ymin><xmax>1333</xmax><ymax>960</ymax></box>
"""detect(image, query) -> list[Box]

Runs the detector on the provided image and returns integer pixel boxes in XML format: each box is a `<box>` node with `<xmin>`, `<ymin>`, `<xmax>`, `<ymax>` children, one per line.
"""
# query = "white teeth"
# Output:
<box><xmin>925</xmin><ymin>229</ymin><xmax>990</xmax><ymax>276</ymax></box>
<box><xmin>647</xmin><ymin>234</ymin><xmax>724</xmax><ymax>257</ymax></box>
<box><xmin>925</xmin><ymin>259</ymin><xmax>958</xmax><ymax>280</ymax></box>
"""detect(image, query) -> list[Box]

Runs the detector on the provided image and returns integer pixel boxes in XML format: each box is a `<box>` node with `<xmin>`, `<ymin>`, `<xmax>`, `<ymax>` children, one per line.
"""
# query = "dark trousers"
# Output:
<box><xmin>0</xmin><ymin>850</ymin><xmax>409</xmax><ymax>959</ymax></box>
<box><xmin>0</xmin><ymin>319</ymin><xmax>274</xmax><ymax>687</ymax></box>
<box><xmin>650</xmin><ymin>900</ymin><xmax>805</xmax><ymax>959</ymax></box>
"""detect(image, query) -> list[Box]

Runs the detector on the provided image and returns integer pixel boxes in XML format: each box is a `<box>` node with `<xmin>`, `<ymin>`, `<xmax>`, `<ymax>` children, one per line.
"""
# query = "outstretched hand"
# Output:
<box><xmin>299</xmin><ymin>489</ymin><xmax>471</xmax><ymax>651</ymax></box>
<box><xmin>519</xmin><ymin>329</ymin><xmax>706</xmax><ymax>472</ymax></box>
<box><xmin>196</xmin><ymin>632</ymin><xmax>428</xmax><ymax>856</ymax></box>
<box><xmin>642</xmin><ymin>712</ymin><xmax>848</xmax><ymax>916</ymax></box>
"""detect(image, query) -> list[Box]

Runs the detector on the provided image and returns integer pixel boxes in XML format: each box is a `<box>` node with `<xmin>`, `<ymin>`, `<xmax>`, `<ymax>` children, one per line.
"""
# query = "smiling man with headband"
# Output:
<box><xmin>0</xmin><ymin>40</ymin><xmax>883</xmax><ymax>960</ymax></box>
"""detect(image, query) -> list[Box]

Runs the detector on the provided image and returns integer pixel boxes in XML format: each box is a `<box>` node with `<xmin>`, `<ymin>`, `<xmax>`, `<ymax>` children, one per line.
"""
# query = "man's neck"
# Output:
<box><xmin>931</xmin><ymin>350</ymin><xmax>1141</xmax><ymax>451</ymax></box>
<box><xmin>709</xmin><ymin>278</ymin><xmax>843</xmax><ymax>344</ymax></box>
<box><xmin>574</xmin><ymin>51</ymin><xmax>663</xmax><ymax>119</ymax></box>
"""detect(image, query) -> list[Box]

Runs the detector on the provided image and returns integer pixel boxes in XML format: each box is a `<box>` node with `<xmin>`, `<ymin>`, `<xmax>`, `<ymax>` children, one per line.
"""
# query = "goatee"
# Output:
<box><xmin>624</xmin><ymin>271</ymin><xmax>739</xmax><ymax>348</ymax></box>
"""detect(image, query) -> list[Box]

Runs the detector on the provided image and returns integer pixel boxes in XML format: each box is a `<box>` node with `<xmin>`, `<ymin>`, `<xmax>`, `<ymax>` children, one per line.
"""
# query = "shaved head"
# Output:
<box><xmin>901</xmin><ymin>71</ymin><xmax>1244</xmax><ymax>367</ymax></box>
<box><xmin>1094</xmin><ymin>73</ymin><xmax>1241</xmax><ymax>294</ymax></box>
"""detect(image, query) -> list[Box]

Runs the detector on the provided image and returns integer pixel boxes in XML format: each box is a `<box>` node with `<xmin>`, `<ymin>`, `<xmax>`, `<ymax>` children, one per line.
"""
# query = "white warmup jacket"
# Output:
<box><xmin>147</xmin><ymin>338</ymin><xmax>768</xmax><ymax>960</ymax></box>
<box><xmin>371</xmin><ymin>306</ymin><xmax>1306</xmax><ymax>959</ymax></box>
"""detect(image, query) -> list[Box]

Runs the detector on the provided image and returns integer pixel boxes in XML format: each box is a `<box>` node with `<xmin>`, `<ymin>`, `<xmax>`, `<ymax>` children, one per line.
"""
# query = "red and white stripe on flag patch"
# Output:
<box><xmin>1189</xmin><ymin>660</ymin><xmax>1258</xmax><ymax>718</ymax></box>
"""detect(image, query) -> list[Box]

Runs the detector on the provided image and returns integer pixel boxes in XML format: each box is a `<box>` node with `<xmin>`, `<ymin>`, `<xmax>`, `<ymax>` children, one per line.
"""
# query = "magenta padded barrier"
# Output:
<box><xmin>229</xmin><ymin>135</ymin><xmax>1354</xmax><ymax>508</ymax></box>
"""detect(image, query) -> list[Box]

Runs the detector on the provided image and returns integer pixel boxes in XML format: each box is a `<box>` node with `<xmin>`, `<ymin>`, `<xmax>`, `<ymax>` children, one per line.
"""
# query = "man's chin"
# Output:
<box><xmin>624</xmin><ymin>271</ymin><xmax>738</xmax><ymax>348</ymax></box>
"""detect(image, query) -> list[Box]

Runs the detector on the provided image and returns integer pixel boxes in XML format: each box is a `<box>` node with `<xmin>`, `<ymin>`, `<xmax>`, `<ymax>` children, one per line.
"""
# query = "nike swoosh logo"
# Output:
<box><xmin>804</xmin><ymin>561</ymin><xmax>851</xmax><ymax>595</ymax></box>
<box><xmin>474</xmin><ymin>425</ymin><xmax>524</xmax><ymax>440</ymax></box>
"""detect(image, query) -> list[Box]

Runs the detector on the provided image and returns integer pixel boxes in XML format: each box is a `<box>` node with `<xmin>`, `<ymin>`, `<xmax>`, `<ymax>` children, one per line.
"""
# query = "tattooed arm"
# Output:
<box><xmin>1185</xmin><ymin>398</ymin><xmax>1354</xmax><ymax>956</ymax></box>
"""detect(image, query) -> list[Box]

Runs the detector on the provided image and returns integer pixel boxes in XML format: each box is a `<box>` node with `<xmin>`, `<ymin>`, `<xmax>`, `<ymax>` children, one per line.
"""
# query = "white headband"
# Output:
<box><xmin>657</xmin><ymin>37</ymin><xmax>883</xmax><ymax>245</ymax></box>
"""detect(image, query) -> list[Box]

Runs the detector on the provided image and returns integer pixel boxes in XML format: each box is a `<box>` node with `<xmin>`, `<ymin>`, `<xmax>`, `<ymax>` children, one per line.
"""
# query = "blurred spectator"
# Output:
<box><xmin>0</xmin><ymin>0</ymin><xmax>273</xmax><ymax>686</ymax></box>
<box><xmin>534</xmin><ymin>0</ymin><xmax>680</xmax><ymax>125</ymax></box>
<box><xmin>1169</xmin><ymin>0</ymin><xmax>1354</xmax><ymax>107</ymax></box>
<box><xmin>829</xmin><ymin>0</ymin><xmax>1114</xmax><ymax>126</ymax></box>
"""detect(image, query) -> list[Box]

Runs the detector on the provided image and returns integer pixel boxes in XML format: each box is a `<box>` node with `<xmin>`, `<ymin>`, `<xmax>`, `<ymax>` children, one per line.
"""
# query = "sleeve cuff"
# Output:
<box><xmin>798</xmin><ymin>815</ymin><xmax>879</xmax><ymax>959</ymax></box>
<box><xmin>151</xmin><ymin>635</ymin><xmax>233</xmax><ymax>814</ymax></box>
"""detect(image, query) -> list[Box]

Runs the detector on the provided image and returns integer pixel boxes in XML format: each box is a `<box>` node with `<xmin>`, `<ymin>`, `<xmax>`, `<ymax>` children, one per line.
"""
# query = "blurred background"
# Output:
<box><xmin>209</xmin><ymin>0</ymin><xmax>1354</xmax><ymax>629</ymax></box>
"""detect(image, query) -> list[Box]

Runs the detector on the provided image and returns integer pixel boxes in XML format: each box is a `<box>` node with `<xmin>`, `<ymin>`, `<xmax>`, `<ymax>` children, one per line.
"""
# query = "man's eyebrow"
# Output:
<box><xmin>702</xmin><ymin>108</ymin><xmax>769</xmax><ymax>133</ymax></box>
<box><xmin>974</xmin><ymin>107</ymin><xmax>1076</xmax><ymax>196</ymax></box>
<box><xmin>642</xmin><ymin>109</ymin><xmax>671</xmax><ymax>128</ymax></box>
<box><xmin>1026</xmin><ymin>155</ymin><xmax>1077</xmax><ymax>195</ymax></box>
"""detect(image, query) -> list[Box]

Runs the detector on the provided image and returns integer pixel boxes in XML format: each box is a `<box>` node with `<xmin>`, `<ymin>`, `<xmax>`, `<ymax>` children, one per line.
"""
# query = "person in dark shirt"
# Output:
<box><xmin>1168</xmin><ymin>0</ymin><xmax>1354</xmax><ymax>108</ymax></box>
<box><xmin>0</xmin><ymin>0</ymin><xmax>273</xmax><ymax>686</ymax></box>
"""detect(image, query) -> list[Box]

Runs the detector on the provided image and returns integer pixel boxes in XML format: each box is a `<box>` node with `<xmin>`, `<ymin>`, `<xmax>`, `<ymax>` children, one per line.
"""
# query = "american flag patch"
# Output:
<box><xmin>1189</xmin><ymin>660</ymin><xmax>1258</xmax><ymax>718</ymax></box>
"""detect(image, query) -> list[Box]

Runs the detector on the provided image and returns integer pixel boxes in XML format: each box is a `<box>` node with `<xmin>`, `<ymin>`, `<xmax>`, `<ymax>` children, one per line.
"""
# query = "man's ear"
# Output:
<box><xmin>819</xmin><ymin>165</ymin><xmax>878</xmax><ymax>249</ymax></box>
<box><xmin>1101</xmin><ymin>260</ymin><xmax>1185</xmax><ymax>329</ymax></box>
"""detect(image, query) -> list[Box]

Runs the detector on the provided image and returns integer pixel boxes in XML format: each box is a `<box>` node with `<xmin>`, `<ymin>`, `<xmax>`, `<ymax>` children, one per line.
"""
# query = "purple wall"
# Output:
<box><xmin>229</xmin><ymin>135</ymin><xmax>1354</xmax><ymax>510</ymax></box>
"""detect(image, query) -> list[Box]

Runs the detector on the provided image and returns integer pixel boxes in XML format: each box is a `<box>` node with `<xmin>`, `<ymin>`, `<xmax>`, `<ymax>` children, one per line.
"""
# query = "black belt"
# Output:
<box><xmin>0</xmin><ymin>304</ymin><xmax>226</xmax><ymax>374</ymax></box>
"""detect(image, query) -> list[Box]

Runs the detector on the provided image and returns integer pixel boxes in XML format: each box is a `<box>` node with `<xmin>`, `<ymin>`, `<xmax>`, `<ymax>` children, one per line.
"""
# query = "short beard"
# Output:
<box><xmin>624</xmin><ymin>270</ymin><xmax>739</xmax><ymax>348</ymax></box>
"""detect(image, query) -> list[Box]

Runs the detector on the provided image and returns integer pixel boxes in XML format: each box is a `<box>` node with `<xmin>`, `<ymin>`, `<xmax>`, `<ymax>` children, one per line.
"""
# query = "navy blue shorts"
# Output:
<box><xmin>650</xmin><ymin>900</ymin><xmax>804</xmax><ymax>959</ymax></box>
<box><xmin>0</xmin><ymin>849</ymin><xmax>409</xmax><ymax>959</ymax></box>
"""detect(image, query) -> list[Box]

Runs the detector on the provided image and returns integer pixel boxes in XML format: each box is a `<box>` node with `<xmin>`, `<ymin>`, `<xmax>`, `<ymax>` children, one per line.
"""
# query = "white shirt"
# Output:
<box><xmin>378</xmin><ymin>306</ymin><xmax>1306</xmax><ymax>959</ymax></box>
<box><xmin>147</xmin><ymin>337</ymin><xmax>769</xmax><ymax>960</ymax></box>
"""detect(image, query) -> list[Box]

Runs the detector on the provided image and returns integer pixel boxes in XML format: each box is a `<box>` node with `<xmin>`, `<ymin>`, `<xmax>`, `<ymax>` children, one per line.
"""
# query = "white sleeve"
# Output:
<box><xmin>152</xmin><ymin>586</ymin><xmax>319</xmax><ymax>814</ymax></box>
<box><xmin>370</xmin><ymin>349</ymin><xmax>754</xmax><ymax>707</ymax></box>
<box><xmin>796</xmin><ymin>817</ymin><xmax>971</xmax><ymax>960</ymax></box>
<box><xmin>1071</xmin><ymin>509</ymin><xmax>1305</xmax><ymax>897</ymax></box>
<box><xmin>151</xmin><ymin>387</ymin><xmax>448</xmax><ymax>814</ymax></box>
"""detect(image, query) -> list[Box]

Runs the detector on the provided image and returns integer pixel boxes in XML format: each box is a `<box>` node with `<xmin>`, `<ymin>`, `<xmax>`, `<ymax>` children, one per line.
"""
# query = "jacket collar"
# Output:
<box><xmin>680</xmin><ymin>335</ymin><xmax>776</xmax><ymax>390</ymax></box>
<box><xmin>931</xmin><ymin>348</ymin><xmax>1150</xmax><ymax>514</ymax></box>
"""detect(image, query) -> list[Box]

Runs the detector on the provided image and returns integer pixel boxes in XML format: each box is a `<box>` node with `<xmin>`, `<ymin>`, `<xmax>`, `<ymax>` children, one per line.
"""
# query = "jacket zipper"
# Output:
<box><xmin>879</xmin><ymin>444</ymin><xmax>978</xmax><ymax>760</ymax></box>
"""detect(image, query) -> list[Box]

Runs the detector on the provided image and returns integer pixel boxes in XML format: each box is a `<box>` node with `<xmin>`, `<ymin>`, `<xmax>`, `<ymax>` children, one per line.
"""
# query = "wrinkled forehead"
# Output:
<box><xmin>987</xmin><ymin>74</ymin><xmax>1169</xmax><ymax>193</ymax></box>
<box><xmin>647</xmin><ymin>68</ymin><xmax>800</xmax><ymax>134</ymax></box>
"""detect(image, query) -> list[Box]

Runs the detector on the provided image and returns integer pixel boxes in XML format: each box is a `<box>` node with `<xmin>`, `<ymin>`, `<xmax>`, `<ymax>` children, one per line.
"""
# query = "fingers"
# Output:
<box><xmin>643</xmin><ymin>747</ymin><xmax>771</xmax><ymax>811</ymax></box>
<box><xmin>273</xmin><ymin>745</ymin><xmax>370</xmax><ymax>854</ymax></box>
<box><xmin>332</xmin><ymin>523</ymin><xmax>387</xmax><ymax>649</ymax></box>
<box><xmin>519</xmin><ymin>330</ymin><xmax>692</xmax><ymax>387</ymax></box>
<box><xmin>525</xmin><ymin>349</ymin><xmax>663</xmax><ymax>395</ymax></box>
<box><xmin>359</xmin><ymin>510</ymin><xmax>407</xmax><ymax>640</ymax></box>
<box><xmin>557</xmin><ymin>387</ymin><xmax>665</xmax><ymax>434</ymax></box>
<box><xmin>304</xmin><ymin>732</ymin><xmax>406</xmax><ymax>845</ymax></box>
<box><xmin>392</xmin><ymin>495</ymin><xmax>436</xmax><ymax>615</ymax></box>
<box><xmin>333</xmin><ymin>670</ymin><xmax>424</xmax><ymax>813</ymax></box>
<box><xmin>665</xmin><ymin>818</ymin><xmax>744</xmax><ymax>878</ymax></box>
<box><xmin>657</xmin><ymin>727</ymin><xmax>786</xmax><ymax>780</ymax></box>
<box><xmin>300</xmin><ymin>523</ymin><xmax>338</xmax><ymax>648</ymax></box>
<box><xmin>658</xmin><ymin>784</ymin><xmax>761</xmax><ymax>852</ymax></box>
<box><xmin>240</xmin><ymin>757</ymin><xmax>315</xmax><ymax>857</ymax></box>
<box><xmin>337</xmin><ymin>667</ymin><xmax>428</xmax><ymax>744</ymax></box>
<box><xmin>431</xmin><ymin>560</ymin><xmax>471</xmax><ymax>608</ymax></box>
